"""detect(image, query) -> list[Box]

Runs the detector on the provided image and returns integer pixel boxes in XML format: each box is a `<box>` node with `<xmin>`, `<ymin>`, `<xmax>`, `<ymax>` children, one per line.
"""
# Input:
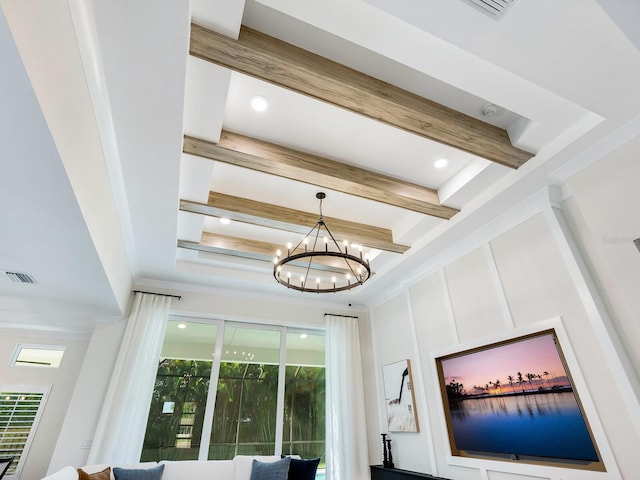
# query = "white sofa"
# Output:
<box><xmin>41</xmin><ymin>455</ymin><xmax>281</xmax><ymax>480</ymax></box>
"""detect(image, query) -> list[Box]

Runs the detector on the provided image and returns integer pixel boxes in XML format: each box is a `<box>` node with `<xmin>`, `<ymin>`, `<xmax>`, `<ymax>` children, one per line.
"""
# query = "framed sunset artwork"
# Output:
<box><xmin>435</xmin><ymin>329</ymin><xmax>604</xmax><ymax>471</ymax></box>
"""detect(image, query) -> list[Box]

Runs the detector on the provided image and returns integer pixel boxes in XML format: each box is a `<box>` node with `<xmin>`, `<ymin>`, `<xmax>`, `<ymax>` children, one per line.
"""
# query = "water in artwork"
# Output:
<box><xmin>449</xmin><ymin>391</ymin><xmax>598</xmax><ymax>461</ymax></box>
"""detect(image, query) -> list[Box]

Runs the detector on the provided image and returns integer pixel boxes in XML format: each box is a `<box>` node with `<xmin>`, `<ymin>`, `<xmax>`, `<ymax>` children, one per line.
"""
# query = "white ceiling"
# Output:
<box><xmin>1</xmin><ymin>0</ymin><xmax>639</xmax><ymax>331</ymax></box>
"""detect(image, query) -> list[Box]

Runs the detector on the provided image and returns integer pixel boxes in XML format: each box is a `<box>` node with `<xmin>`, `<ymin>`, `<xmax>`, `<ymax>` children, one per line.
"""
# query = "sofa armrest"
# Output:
<box><xmin>40</xmin><ymin>466</ymin><xmax>78</xmax><ymax>480</ymax></box>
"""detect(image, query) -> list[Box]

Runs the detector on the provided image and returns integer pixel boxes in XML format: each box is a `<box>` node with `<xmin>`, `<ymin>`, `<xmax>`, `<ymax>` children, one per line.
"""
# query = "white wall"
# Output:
<box><xmin>47</xmin><ymin>321</ymin><xmax>127</xmax><ymax>474</ymax></box>
<box><xmin>0</xmin><ymin>329</ymin><xmax>89</xmax><ymax>480</ymax></box>
<box><xmin>367</xmin><ymin>152</ymin><xmax>640</xmax><ymax>480</ymax></box>
<box><xmin>563</xmin><ymin>135</ymin><xmax>640</xmax><ymax>378</ymax></box>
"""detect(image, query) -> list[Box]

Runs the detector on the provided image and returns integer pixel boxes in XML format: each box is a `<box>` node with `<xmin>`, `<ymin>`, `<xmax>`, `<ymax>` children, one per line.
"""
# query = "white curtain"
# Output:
<box><xmin>88</xmin><ymin>292</ymin><xmax>171</xmax><ymax>464</ymax></box>
<box><xmin>325</xmin><ymin>314</ymin><xmax>370</xmax><ymax>480</ymax></box>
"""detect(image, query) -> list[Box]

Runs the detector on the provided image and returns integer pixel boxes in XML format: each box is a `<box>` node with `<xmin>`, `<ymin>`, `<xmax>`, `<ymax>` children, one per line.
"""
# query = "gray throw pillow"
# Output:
<box><xmin>250</xmin><ymin>458</ymin><xmax>291</xmax><ymax>480</ymax></box>
<box><xmin>113</xmin><ymin>465</ymin><xmax>164</xmax><ymax>480</ymax></box>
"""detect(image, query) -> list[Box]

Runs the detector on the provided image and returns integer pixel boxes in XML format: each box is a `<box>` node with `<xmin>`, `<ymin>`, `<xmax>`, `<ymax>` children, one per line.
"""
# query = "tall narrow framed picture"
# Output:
<box><xmin>383</xmin><ymin>359</ymin><xmax>419</xmax><ymax>432</ymax></box>
<box><xmin>435</xmin><ymin>329</ymin><xmax>604</xmax><ymax>471</ymax></box>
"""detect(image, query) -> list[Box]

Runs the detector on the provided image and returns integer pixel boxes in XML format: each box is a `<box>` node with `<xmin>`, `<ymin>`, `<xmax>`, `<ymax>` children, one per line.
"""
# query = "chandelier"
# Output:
<box><xmin>273</xmin><ymin>192</ymin><xmax>371</xmax><ymax>293</ymax></box>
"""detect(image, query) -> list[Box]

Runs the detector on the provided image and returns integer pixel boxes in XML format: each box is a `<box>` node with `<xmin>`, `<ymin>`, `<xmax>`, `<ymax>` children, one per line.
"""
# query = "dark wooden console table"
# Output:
<box><xmin>370</xmin><ymin>465</ymin><xmax>450</xmax><ymax>480</ymax></box>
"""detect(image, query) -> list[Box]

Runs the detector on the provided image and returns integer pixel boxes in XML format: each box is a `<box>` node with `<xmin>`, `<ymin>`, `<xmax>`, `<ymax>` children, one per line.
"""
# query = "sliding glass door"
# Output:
<box><xmin>141</xmin><ymin>319</ymin><xmax>325</xmax><ymax>465</ymax></box>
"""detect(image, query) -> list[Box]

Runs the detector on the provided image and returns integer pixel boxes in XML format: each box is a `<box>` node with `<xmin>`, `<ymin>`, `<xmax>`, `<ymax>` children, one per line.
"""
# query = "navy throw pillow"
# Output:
<box><xmin>113</xmin><ymin>465</ymin><xmax>164</xmax><ymax>480</ymax></box>
<box><xmin>250</xmin><ymin>457</ymin><xmax>291</xmax><ymax>480</ymax></box>
<box><xmin>282</xmin><ymin>457</ymin><xmax>320</xmax><ymax>480</ymax></box>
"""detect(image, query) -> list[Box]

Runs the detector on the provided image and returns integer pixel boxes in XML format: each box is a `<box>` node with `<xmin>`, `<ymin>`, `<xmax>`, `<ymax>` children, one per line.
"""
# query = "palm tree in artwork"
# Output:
<box><xmin>494</xmin><ymin>379</ymin><xmax>501</xmax><ymax>394</ymax></box>
<box><xmin>517</xmin><ymin>372</ymin><xmax>525</xmax><ymax>393</ymax></box>
<box><xmin>526</xmin><ymin>373</ymin><xmax>537</xmax><ymax>391</ymax></box>
<box><xmin>507</xmin><ymin>375</ymin><xmax>514</xmax><ymax>394</ymax></box>
<box><xmin>543</xmin><ymin>371</ymin><xmax>550</xmax><ymax>389</ymax></box>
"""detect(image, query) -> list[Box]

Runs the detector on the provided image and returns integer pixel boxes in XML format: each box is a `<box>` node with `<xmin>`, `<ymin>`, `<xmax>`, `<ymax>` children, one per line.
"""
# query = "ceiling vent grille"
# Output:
<box><xmin>4</xmin><ymin>271</ymin><xmax>38</xmax><ymax>284</ymax></box>
<box><xmin>460</xmin><ymin>0</ymin><xmax>517</xmax><ymax>18</ymax></box>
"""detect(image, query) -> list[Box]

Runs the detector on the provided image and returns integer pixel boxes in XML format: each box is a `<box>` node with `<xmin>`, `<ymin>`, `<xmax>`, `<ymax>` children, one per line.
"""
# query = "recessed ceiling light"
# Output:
<box><xmin>434</xmin><ymin>157</ymin><xmax>449</xmax><ymax>169</ymax></box>
<box><xmin>219</xmin><ymin>217</ymin><xmax>231</xmax><ymax>225</ymax></box>
<box><xmin>177</xmin><ymin>323</ymin><xmax>186</xmax><ymax>329</ymax></box>
<box><xmin>250</xmin><ymin>95</ymin><xmax>268</xmax><ymax>112</ymax></box>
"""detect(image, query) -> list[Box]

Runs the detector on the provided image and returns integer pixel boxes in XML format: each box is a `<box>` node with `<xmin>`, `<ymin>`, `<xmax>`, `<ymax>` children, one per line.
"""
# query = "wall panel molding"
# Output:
<box><xmin>483</xmin><ymin>243</ymin><xmax>515</xmax><ymax>329</ymax></box>
<box><xmin>368</xmin><ymin>187</ymin><xmax>560</xmax><ymax>310</ymax></box>
<box><xmin>544</xmin><ymin>205</ymin><xmax>640</xmax><ymax>436</ymax></box>
<box><xmin>404</xmin><ymin>289</ymin><xmax>439</xmax><ymax>477</ymax></box>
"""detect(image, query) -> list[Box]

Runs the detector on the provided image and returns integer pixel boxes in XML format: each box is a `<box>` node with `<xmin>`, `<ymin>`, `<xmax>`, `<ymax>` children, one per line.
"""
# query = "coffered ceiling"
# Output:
<box><xmin>1</xmin><ymin>0</ymin><xmax>640</xmax><ymax>327</ymax></box>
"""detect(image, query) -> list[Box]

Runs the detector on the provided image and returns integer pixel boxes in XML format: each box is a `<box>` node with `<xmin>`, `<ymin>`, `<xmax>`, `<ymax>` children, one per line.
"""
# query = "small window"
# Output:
<box><xmin>10</xmin><ymin>345</ymin><xmax>65</xmax><ymax>368</ymax></box>
<box><xmin>0</xmin><ymin>386</ymin><xmax>50</xmax><ymax>478</ymax></box>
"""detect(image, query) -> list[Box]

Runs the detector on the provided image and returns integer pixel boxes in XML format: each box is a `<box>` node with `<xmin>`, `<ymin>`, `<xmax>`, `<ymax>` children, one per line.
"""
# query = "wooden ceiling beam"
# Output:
<box><xmin>178</xmin><ymin>235</ymin><xmax>354</xmax><ymax>274</ymax></box>
<box><xmin>190</xmin><ymin>23</ymin><xmax>534</xmax><ymax>169</ymax></box>
<box><xmin>183</xmin><ymin>132</ymin><xmax>459</xmax><ymax>220</ymax></box>
<box><xmin>180</xmin><ymin>192</ymin><xmax>410</xmax><ymax>254</ymax></box>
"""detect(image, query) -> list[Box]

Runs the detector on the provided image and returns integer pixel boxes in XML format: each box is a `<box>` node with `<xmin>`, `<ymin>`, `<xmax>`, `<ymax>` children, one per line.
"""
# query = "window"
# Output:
<box><xmin>141</xmin><ymin>320</ymin><xmax>325</xmax><ymax>468</ymax></box>
<box><xmin>10</xmin><ymin>345</ymin><xmax>65</xmax><ymax>368</ymax></box>
<box><xmin>209</xmin><ymin>326</ymin><xmax>281</xmax><ymax>459</ymax></box>
<box><xmin>0</xmin><ymin>386</ymin><xmax>49</xmax><ymax>478</ymax></box>
<box><xmin>283</xmin><ymin>331</ymin><xmax>325</xmax><ymax>460</ymax></box>
<box><xmin>142</xmin><ymin>322</ymin><xmax>217</xmax><ymax>461</ymax></box>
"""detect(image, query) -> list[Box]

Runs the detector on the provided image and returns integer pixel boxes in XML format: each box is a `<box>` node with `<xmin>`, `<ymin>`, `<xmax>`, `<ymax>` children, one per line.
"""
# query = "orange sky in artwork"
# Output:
<box><xmin>440</xmin><ymin>333</ymin><xmax>568</xmax><ymax>393</ymax></box>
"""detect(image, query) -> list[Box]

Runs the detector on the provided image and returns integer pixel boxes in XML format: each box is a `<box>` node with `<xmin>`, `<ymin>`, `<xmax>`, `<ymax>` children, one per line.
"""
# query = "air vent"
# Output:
<box><xmin>460</xmin><ymin>0</ymin><xmax>517</xmax><ymax>18</ymax></box>
<box><xmin>4</xmin><ymin>271</ymin><xmax>37</xmax><ymax>284</ymax></box>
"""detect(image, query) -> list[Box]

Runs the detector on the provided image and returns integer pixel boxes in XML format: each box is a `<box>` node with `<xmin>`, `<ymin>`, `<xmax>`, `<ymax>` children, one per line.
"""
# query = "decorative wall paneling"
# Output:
<box><xmin>367</xmin><ymin>189</ymin><xmax>633</xmax><ymax>479</ymax></box>
<box><xmin>404</xmin><ymin>289</ymin><xmax>438</xmax><ymax>476</ymax></box>
<box><xmin>543</xmin><ymin>205</ymin><xmax>640</xmax><ymax>448</ymax></box>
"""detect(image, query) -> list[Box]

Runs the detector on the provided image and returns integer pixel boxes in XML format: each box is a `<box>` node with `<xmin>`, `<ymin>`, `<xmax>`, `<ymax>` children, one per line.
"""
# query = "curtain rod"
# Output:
<box><xmin>133</xmin><ymin>290</ymin><xmax>182</xmax><ymax>300</ymax></box>
<box><xmin>324</xmin><ymin>313</ymin><xmax>358</xmax><ymax>318</ymax></box>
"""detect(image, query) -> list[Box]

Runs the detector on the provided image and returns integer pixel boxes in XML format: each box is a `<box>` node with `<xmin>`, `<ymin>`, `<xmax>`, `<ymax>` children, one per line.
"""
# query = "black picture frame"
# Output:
<box><xmin>435</xmin><ymin>329</ymin><xmax>604</xmax><ymax>471</ymax></box>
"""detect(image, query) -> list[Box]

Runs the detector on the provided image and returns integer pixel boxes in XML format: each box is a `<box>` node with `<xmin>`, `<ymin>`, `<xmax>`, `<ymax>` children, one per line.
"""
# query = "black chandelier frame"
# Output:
<box><xmin>273</xmin><ymin>192</ymin><xmax>371</xmax><ymax>293</ymax></box>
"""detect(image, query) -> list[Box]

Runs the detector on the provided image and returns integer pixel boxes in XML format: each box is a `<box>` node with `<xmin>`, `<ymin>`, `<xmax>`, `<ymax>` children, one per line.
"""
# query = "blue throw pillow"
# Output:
<box><xmin>250</xmin><ymin>457</ymin><xmax>291</xmax><ymax>480</ymax></box>
<box><xmin>113</xmin><ymin>465</ymin><xmax>164</xmax><ymax>480</ymax></box>
<box><xmin>285</xmin><ymin>457</ymin><xmax>320</xmax><ymax>480</ymax></box>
